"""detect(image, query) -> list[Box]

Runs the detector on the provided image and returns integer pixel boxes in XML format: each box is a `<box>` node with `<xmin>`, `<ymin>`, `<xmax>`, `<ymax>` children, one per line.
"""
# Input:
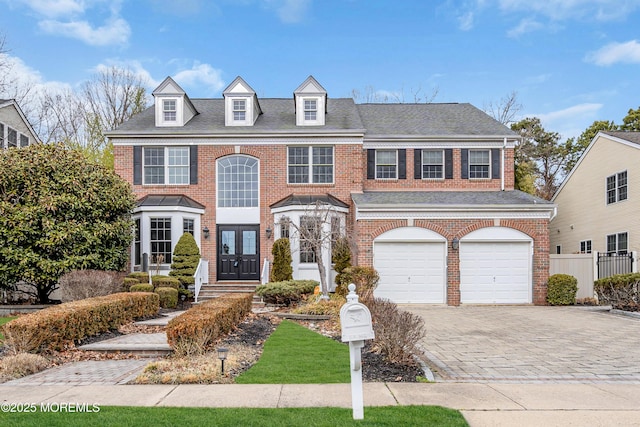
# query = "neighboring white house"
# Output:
<box><xmin>0</xmin><ymin>99</ymin><xmax>40</xmax><ymax>149</ymax></box>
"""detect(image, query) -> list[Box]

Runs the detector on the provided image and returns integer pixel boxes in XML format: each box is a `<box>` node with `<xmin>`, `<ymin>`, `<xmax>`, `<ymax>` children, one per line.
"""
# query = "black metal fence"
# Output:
<box><xmin>597</xmin><ymin>253</ymin><xmax>634</xmax><ymax>279</ymax></box>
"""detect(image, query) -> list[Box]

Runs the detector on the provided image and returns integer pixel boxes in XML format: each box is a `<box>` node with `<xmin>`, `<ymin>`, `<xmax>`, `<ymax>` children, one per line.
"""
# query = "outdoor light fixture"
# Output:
<box><xmin>452</xmin><ymin>237</ymin><xmax>459</xmax><ymax>251</ymax></box>
<box><xmin>266</xmin><ymin>227</ymin><xmax>272</xmax><ymax>239</ymax></box>
<box><xmin>217</xmin><ymin>347</ymin><xmax>229</xmax><ymax>374</ymax></box>
<box><xmin>203</xmin><ymin>227</ymin><xmax>210</xmax><ymax>239</ymax></box>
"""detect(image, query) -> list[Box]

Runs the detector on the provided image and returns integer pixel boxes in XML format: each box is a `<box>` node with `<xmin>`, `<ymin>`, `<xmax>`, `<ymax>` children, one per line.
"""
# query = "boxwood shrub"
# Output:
<box><xmin>547</xmin><ymin>274</ymin><xmax>578</xmax><ymax>305</ymax></box>
<box><xmin>594</xmin><ymin>273</ymin><xmax>640</xmax><ymax>311</ymax></box>
<box><xmin>156</xmin><ymin>287</ymin><xmax>178</xmax><ymax>309</ymax></box>
<box><xmin>130</xmin><ymin>284</ymin><xmax>154</xmax><ymax>293</ymax></box>
<box><xmin>151</xmin><ymin>275</ymin><xmax>181</xmax><ymax>290</ymax></box>
<box><xmin>255</xmin><ymin>280</ymin><xmax>319</xmax><ymax>305</ymax></box>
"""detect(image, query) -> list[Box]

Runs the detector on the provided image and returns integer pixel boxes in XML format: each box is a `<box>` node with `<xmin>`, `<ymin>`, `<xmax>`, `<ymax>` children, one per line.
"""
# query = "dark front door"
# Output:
<box><xmin>217</xmin><ymin>225</ymin><xmax>260</xmax><ymax>281</ymax></box>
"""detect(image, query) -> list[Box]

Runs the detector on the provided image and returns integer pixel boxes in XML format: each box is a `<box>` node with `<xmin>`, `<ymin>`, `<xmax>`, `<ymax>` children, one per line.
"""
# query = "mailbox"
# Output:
<box><xmin>340</xmin><ymin>303</ymin><xmax>374</xmax><ymax>342</ymax></box>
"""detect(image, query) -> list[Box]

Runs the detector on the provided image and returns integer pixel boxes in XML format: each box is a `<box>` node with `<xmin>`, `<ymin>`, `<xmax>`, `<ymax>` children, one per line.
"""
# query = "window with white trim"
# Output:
<box><xmin>183</xmin><ymin>218</ymin><xmax>194</xmax><ymax>235</ymax></box>
<box><xmin>150</xmin><ymin>217</ymin><xmax>172</xmax><ymax>264</ymax></box>
<box><xmin>143</xmin><ymin>147</ymin><xmax>189</xmax><ymax>185</ymax></box>
<box><xmin>469</xmin><ymin>149</ymin><xmax>490</xmax><ymax>179</ymax></box>
<box><xmin>7</xmin><ymin>128</ymin><xmax>17</xmax><ymax>148</ymax></box>
<box><xmin>606</xmin><ymin>171</ymin><xmax>627</xmax><ymax>204</ymax></box>
<box><xmin>422</xmin><ymin>150</ymin><xmax>444</xmax><ymax>179</ymax></box>
<box><xmin>134</xmin><ymin>218</ymin><xmax>141</xmax><ymax>266</ymax></box>
<box><xmin>304</xmin><ymin>99</ymin><xmax>317</xmax><ymax>121</ymax></box>
<box><xmin>300</xmin><ymin>216</ymin><xmax>318</xmax><ymax>263</ymax></box>
<box><xmin>287</xmin><ymin>146</ymin><xmax>333</xmax><ymax>184</ymax></box>
<box><xmin>607</xmin><ymin>232</ymin><xmax>628</xmax><ymax>255</ymax></box>
<box><xmin>376</xmin><ymin>150</ymin><xmax>397</xmax><ymax>179</ymax></box>
<box><xmin>580</xmin><ymin>240</ymin><xmax>592</xmax><ymax>254</ymax></box>
<box><xmin>217</xmin><ymin>155</ymin><xmax>259</xmax><ymax>207</ymax></box>
<box><xmin>233</xmin><ymin>99</ymin><xmax>246</xmax><ymax>121</ymax></box>
<box><xmin>163</xmin><ymin>100</ymin><xmax>176</xmax><ymax>122</ymax></box>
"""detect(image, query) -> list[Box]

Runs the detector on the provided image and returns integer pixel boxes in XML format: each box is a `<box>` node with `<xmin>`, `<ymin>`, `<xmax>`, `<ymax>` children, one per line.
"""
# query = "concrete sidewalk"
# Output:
<box><xmin>2</xmin><ymin>382</ymin><xmax>640</xmax><ymax>426</ymax></box>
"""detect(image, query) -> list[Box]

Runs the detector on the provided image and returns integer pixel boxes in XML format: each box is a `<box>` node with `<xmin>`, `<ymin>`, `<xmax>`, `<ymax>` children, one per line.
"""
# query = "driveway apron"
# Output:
<box><xmin>403</xmin><ymin>305</ymin><xmax>640</xmax><ymax>383</ymax></box>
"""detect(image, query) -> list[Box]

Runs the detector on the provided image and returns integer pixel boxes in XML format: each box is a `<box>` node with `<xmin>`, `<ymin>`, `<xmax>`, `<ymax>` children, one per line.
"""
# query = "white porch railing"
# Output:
<box><xmin>193</xmin><ymin>258</ymin><xmax>209</xmax><ymax>303</ymax></box>
<box><xmin>261</xmin><ymin>258</ymin><xmax>270</xmax><ymax>284</ymax></box>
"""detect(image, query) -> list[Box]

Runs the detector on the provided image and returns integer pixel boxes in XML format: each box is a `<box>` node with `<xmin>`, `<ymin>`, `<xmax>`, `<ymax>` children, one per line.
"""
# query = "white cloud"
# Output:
<box><xmin>531</xmin><ymin>103</ymin><xmax>602</xmax><ymax>140</ymax></box>
<box><xmin>39</xmin><ymin>17</ymin><xmax>130</xmax><ymax>46</ymax></box>
<box><xmin>585</xmin><ymin>40</ymin><xmax>640</xmax><ymax>66</ymax></box>
<box><xmin>173</xmin><ymin>62</ymin><xmax>226</xmax><ymax>95</ymax></box>
<box><xmin>458</xmin><ymin>11</ymin><xmax>475</xmax><ymax>31</ymax></box>
<box><xmin>17</xmin><ymin>0</ymin><xmax>85</xmax><ymax>18</ymax></box>
<box><xmin>261</xmin><ymin>0</ymin><xmax>311</xmax><ymax>24</ymax></box>
<box><xmin>507</xmin><ymin>18</ymin><xmax>544</xmax><ymax>37</ymax></box>
<box><xmin>497</xmin><ymin>0</ymin><xmax>640</xmax><ymax>21</ymax></box>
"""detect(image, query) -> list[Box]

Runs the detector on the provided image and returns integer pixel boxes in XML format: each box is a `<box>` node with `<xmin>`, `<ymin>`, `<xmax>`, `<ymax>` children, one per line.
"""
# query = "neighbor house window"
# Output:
<box><xmin>580</xmin><ymin>240</ymin><xmax>592</xmax><ymax>254</ymax></box>
<box><xmin>304</xmin><ymin>99</ymin><xmax>317</xmax><ymax>121</ymax></box>
<box><xmin>150</xmin><ymin>218</ymin><xmax>172</xmax><ymax>264</ymax></box>
<box><xmin>134</xmin><ymin>218</ymin><xmax>141</xmax><ymax>266</ymax></box>
<box><xmin>299</xmin><ymin>216</ymin><xmax>318</xmax><ymax>263</ymax></box>
<box><xmin>0</xmin><ymin>123</ymin><xmax>4</xmax><ymax>148</ymax></box>
<box><xmin>7</xmin><ymin>128</ymin><xmax>17</xmax><ymax>148</ymax></box>
<box><xmin>375</xmin><ymin>150</ymin><xmax>397</xmax><ymax>179</ymax></box>
<box><xmin>233</xmin><ymin>99</ymin><xmax>246</xmax><ymax>121</ymax></box>
<box><xmin>163</xmin><ymin>100</ymin><xmax>176</xmax><ymax>122</ymax></box>
<box><xmin>217</xmin><ymin>155</ymin><xmax>259</xmax><ymax>207</ymax></box>
<box><xmin>607</xmin><ymin>232</ymin><xmax>628</xmax><ymax>255</ymax></box>
<box><xmin>556</xmin><ymin>245</ymin><xmax>561</xmax><ymax>255</ymax></box>
<box><xmin>469</xmin><ymin>150</ymin><xmax>490</xmax><ymax>179</ymax></box>
<box><xmin>143</xmin><ymin>147</ymin><xmax>189</xmax><ymax>185</ymax></box>
<box><xmin>183</xmin><ymin>218</ymin><xmax>194</xmax><ymax>235</ymax></box>
<box><xmin>19</xmin><ymin>134</ymin><xmax>29</xmax><ymax>147</ymax></box>
<box><xmin>287</xmin><ymin>146</ymin><xmax>333</xmax><ymax>184</ymax></box>
<box><xmin>422</xmin><ymin>150</ymin><xmax>444</xmax><ymax>179</ymax></box>
<box><xmin>606</xmin><ymin>171</ymin><xmax>627</xmax><ymax>204</ymax></box>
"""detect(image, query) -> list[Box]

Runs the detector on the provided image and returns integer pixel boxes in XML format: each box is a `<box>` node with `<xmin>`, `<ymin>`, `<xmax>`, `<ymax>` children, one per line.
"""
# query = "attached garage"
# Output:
<box><xmin>460</xmin><ymin>227</ymin><xmax>532</xmax><ymax>304</ymax></box>
<box><xmin>373</xmin><ymin>227</ymin><xmax>446</xmax><ymax>303</ymax></box>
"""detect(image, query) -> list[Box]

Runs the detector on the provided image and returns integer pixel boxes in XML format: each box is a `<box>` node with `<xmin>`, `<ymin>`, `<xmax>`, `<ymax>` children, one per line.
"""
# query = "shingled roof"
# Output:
<box><xmin>601</xmin><ymin>131</ymin><xmax>640</xmax><ymax>145</ymax></box>
<box><xmin>352</xmin><ymin>190</ymin><xmax>553</xmax><ymax>208</ymax></box>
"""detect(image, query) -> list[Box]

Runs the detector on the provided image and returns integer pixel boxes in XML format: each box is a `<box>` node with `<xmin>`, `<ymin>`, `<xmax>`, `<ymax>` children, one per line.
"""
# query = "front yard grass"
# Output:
<box><xmin>0</xmin><ymin>405</ymin><xmax>468</xmax><ymax>427</ymax></box>
<box><xmin>0</xmin><ymin>317</ymin><xmax>16</xmax><ymax>341</ymax></box>
<box><xmin>235</xmin><ymin>319</ymin><xmax>350</xmax><ymax>384</ymax></box>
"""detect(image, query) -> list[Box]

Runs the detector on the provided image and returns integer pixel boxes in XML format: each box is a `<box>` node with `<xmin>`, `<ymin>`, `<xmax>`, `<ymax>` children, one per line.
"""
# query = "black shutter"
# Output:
<box><xmin>414</xmin><ymin>149</ymin><xmax>422</xmax><ymax>179</ymax></box>
<box><xmin>133</xmin><ymin>146</ymin><xmax>142</xmax><ymax>185</ymax></box>
<box><xmin>491</xmin><ymin>148</ymin><xmax>500</xmax><ymax>179</ymax></box>
<box><xmin>367</xmin><ymin>149</ymin><xmax>375</xmax><ymax>179</ymax></box>
<box><xmin>398</xmin><ymin>149</ymin><xmax>406</xmax><ymax>179</ymax></box>
<box><xmin>445</xmin><ymin>149</ymin><xmax>453</xmax><ymax>179</ymax></box>
<box><xmin>461</xmin><ymin>149</ymin><xmax>468</xmax><ymax>179</ymax></box>
<box><xmin>190</xmin><ymin>145</ymin><xmax>198</xmax><ymax>184</ymax></box>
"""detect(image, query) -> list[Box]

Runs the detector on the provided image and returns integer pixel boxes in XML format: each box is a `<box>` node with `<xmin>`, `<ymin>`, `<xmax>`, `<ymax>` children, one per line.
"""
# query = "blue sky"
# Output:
<box><xmin>2</xmin><ymin>0</ymin><xmax>640</xmax><ymax>141</ymax></box>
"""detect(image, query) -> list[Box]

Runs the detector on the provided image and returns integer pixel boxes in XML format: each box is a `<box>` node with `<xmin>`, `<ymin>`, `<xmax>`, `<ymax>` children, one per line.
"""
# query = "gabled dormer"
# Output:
<box><xmin>222</xmin><ymin>76</ymin><xmax>262</xmax><ymax>127</ymax></box>
<box><xmin>294</xmin><ymin>76</ymin><xmax>327</xmax><ymax>126</ymax></box>
<box><xmin>152</xmin><ymin>77</ymin><xmax>198</xmax><ymax>127</ymax></box>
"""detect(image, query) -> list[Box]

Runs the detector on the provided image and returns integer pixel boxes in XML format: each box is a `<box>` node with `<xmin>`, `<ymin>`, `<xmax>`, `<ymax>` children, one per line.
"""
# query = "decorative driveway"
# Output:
<box><xmin>402</xmin><ymin>305</ymin><xmax>640</xmax><ymax>383</ymax></box>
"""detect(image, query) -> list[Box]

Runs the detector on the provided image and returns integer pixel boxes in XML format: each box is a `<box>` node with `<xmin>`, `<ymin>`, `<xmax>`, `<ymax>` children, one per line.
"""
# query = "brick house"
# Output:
<box><xmin>109</xmin><ymin>75</ymin><xmax>555</xmax><ymax>305</ymax></box>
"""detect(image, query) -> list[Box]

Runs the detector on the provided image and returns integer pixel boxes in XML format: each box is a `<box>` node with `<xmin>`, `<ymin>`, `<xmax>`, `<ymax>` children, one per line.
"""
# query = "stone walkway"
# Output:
<box><xmin>403</xmin><ymin>305</ymin><xmax>640</xmax><ymax>383</ymax></box>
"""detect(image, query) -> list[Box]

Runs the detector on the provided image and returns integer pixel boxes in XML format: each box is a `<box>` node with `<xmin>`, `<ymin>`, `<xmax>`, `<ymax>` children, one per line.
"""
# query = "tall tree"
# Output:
<box><xmin>619</xmin><ymin>106</ymin><xmax>640</xmax><ymax>131</ymax></box>
<box><xmin>0</xmin><ymin>144</ymin><xmax>136</xmax><ymax>303</ymax></box>
<box><xmin>563</xmin><ymin>120</ymin><xmax>617</xmax><ymax>173</ymax></box>
<box><xmin>484</xmin><ymin>90</ymin><xmax>522</xmax><ymax>126</ymax></box>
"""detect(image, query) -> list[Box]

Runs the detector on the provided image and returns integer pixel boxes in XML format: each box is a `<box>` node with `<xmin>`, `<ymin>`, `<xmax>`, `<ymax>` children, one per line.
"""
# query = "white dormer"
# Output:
<box><xmin>294</xmin><ymin>76</ymin><xmax>327</xmax><ymax>126</ymax></box>
<box><xmin>152</xmin><ymin>77</ymin><xmax>198</xmax><ymax>127</ymax></box>
<box><xmin>222</xmin><ymin>76</ymin><xmax>262</xmax><ymax>127</ymax></box>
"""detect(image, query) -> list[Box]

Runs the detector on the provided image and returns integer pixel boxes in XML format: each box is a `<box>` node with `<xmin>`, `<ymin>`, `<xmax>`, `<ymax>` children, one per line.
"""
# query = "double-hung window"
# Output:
<box><xmin>375</xmin><ymin>150</ymin><xmax>397</xmax><ymax>179</ymax></box>
<box><xmin>607</xmin><ymin>232</ymin><xmax>628</xmax><ymax>255</ymax></box>
<box><xmin>606</xmin><ymin>171</ymin><xmax>627</xmax><ymax>204</ymax></box>
<box><xmin>299</xmin><ymin>216</ymin><xmax>318</xmax><ymax>263</ymax></box>
<box><xmin>304</xmin><ymin>99</ymin><xmax>317</xmax><ymax>121</ymax></box>
<box><xmin>233</xmin><ymin>99</ymin><xmax>246</xmax><ymax>121</ymax></box>
<box><xmin>183</xmin><ymin>218</ymin><xmax>194</xmax><ymax>235</ymax></box>
<box><xmin>422</xmin><ymin>150</ymin><xmax>444</xmax><ymax>179</ymax></box>
<box><xmin>150</xmin><ymin>217</ymin><xmax>172</xmax><ymax>264</ymax></box>
<box><xmin>143</xmin><ymin>147</ymin><xmax>189</xmax><ymax>185</ymax></box>
<box><xmin>580</xmin><ymin>240</ymin><xmax>592</xmax><ymax>254</ymax></box>
<box><xmin>469</xmin><ymin>150</ymin><xmax>490</xmax><ymax>179</ymax></box>
<box><xmin>7</xmin><ymin>128</ymin><xmax>17</xmax><ymax>148</ymax></box>
<box><xmin>287</xmin><ymin>146</ymin><xmax>333</xmax><ymax>184</ymax></box>
<box><xmin>163</xmin><ymin>100</ymin><xmax>176</xmax><ymax>122</ymax></box>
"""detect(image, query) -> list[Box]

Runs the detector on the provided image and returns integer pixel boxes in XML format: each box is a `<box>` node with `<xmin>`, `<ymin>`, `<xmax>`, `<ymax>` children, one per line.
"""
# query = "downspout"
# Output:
<box><xmin>501</xmin><ymin>138</ymin><xmax>506</xmax><ymax>191</ymax></box>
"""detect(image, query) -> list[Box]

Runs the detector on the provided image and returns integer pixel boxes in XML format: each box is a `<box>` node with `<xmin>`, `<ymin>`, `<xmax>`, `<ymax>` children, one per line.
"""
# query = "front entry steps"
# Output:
<box><xmin>196</xmin><ymin>282</ymin><xmax>262</xmax><ymax>304</ymax></box>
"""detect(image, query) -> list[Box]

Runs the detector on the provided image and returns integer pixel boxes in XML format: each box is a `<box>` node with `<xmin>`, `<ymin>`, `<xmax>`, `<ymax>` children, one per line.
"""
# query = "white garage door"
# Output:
<box><xmin>460</xmin><ymin>241</ymin><xmax>531</xmax><ymax>304</ymax></box>
<box><xmin>374</xmin><ymin>241</ymin><xmax>446</xmax><ymax>303</ymax></box>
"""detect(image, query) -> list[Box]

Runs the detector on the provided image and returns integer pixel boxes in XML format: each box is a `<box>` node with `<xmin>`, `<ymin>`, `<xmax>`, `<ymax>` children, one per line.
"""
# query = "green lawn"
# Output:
<box><xmin>0</xmin><ymin>316</ymin><xmax>16</xmax><ymax>341</ymax></box>
<box><xmin>235</xmin><ymin>319</ymin><xmax>351</xmax><ymax>384</ymax></box>
<box><xmin>0</xmin><ymin>405</ymin><xmax>468</xmax><ymax>427</ymax></box>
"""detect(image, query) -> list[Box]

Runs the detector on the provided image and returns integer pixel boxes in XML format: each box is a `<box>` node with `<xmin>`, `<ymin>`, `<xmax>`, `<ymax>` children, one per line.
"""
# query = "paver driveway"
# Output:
<box><xmin>402</xmin><ymin>305</ymin><xmax>640</xmax><ymax>383</ymax></box>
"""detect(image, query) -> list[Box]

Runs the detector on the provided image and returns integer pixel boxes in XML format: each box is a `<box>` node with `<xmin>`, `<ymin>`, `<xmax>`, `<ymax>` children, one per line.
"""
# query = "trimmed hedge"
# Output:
<box><xmin>255</xmin><ymin>280</ymin><xmax>318</xmax><ymax>305</ymax></box>
<box><xmin>130</xmin><ymin>283</ymin><xmax>154</xmax><ymax>293</ymax></box>
<box><xmin>124</xmin><ymin>277</ymin><xmax>141</xmax><ymax>287</ymax></box>
<box><xmin>152</xmin><ymin>275</ymin><xmax>181</xmax><ymax>290</ymax></box>
<box><xmin>127</xmin><ymin>272</ymin><xmax>150</xmax><ymax>283</ymax></box>
<box><xmin>547</xmin><ymin>274</ymin><xmax>578</xmax><ymax>305</ymax></box>
<box><xmin>166</xmin><ymin>293</ymin><xmax>253</xmax><ymax>355</ymax></box>
<box><xmin>595</xmin><ymin>273</ymin><xmax>640</xmax><ymax>311</ymax></box>
<box><xmin>156</xmin><ymin>287</ymin><xmax>178</xmax><ymax>309</ymax></box>
<box><xmin>1</xmin><ymin>292</ymin><xmax>159</xmax><ymax>352</ymax></box>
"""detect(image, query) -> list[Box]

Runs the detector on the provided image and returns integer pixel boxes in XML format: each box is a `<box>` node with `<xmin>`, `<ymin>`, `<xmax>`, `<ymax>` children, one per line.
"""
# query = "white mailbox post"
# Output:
<box><xmin>340</xmin><ymin>283</ymin><xmax>375</xmax><ymax>420</ymax></box>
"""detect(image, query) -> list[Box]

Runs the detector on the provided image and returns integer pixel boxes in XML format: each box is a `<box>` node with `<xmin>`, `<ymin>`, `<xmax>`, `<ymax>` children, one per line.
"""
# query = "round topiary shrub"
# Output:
<box><xmin>155</xmin><ymin>286</ymin><xmax>178</xmax><ymax>309</ymax></box>
<box><xmin>547</xmin><ymin>274</ymin><xmax>578</xmax><ymax>305</ymax></box>
<box><xmin>169</xmin><ymin>233</ymin><xmax>201</xmax><ymax>287</ymax></box>
<box><xmin>151</xmin><ymin>275</ymin><xmax>181</xmax><ymax>290</ymax></box>
<box><xmin>130</xmin><ymin>284</ymin><xmax>154</xmax><ymax>293</ymax></box>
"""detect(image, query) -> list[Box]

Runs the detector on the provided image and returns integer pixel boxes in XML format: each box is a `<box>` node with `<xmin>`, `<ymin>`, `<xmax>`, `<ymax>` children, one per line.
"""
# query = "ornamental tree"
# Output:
<box><xmin>0</xmin><ymin>144</ymin><xmax>136</xmax><ymax>303</ymax></box>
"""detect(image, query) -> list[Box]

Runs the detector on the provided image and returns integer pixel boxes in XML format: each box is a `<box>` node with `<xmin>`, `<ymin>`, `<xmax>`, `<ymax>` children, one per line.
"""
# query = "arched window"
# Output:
<box><xmin>217</xmin><ymin>155</ymin><xmax>259</xmax><ymax>207</ymax></box>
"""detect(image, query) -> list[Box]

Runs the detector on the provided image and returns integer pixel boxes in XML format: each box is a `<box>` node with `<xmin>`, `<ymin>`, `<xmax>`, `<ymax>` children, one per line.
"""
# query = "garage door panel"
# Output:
<box><xmin>374</xmin><ymin>241</ymin><xmax>445</xmax><ymax>304</ymax></box>
<box><xmin>460</xmin><ymin>241</ymin><xmax>531</xmax><ymax>304</ymax></box>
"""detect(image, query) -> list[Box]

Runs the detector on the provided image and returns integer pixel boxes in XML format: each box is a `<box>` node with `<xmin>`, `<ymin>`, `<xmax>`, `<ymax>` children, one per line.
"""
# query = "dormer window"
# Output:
<box><xmin>304</xmin><ymin>99</ymin><xmax>317</xmax><ymax>121</ymax></box>
<box><xmin>163</xmin><ymin>100</ymin><xmax>176</xmax><ymax>122</ymax></box>
<box><xmin>233</xmin><ymin>100</ymin><xmax>246</xmax><ymax>121</ymax></box>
